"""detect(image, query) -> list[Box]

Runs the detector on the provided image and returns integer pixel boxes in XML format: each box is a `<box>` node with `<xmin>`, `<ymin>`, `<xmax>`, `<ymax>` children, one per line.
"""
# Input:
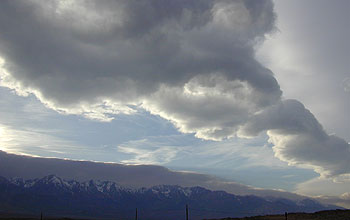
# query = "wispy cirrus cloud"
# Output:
<box><xmin>0</xmin><ymin>124</ymin><xmax>79</xmax><ymax>156</ymax></box>
<box><xmin>117</xmin><ymin>141</ymin><xmax>181</xmax><ymax>165</ymax></box>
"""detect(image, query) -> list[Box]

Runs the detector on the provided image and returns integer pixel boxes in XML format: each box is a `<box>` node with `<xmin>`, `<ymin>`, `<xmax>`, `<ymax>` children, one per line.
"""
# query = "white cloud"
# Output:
<box><xmin>117</xmin><ymin>140</ymin><xmax>181</xmax><ymax>165</ymax></box>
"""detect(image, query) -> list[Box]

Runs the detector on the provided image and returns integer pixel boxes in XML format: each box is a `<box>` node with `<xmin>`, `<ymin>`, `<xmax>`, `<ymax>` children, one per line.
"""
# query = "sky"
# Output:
<box><xmin>0</xmin><ymin>0</ymin><xmax>349</xmax><ymax>207</ymax></box>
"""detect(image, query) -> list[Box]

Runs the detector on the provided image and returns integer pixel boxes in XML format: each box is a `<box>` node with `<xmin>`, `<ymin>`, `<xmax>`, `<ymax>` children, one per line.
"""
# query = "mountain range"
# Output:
<box><xmin>0</xmin><ymin>175</ymin><xmax>339</xmax><ymax>220</ymax></box>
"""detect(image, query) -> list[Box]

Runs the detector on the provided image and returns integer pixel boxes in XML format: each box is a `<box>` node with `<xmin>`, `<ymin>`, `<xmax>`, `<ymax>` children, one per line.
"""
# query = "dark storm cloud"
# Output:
<box><xmin>0</xmin><ymin>0</ymin><xmax>349</xmax><ymax>178</ymax></box>
<box><xmin>0</xmin><ymin>0</ymin><xmax>280</xmax><ymax>119</ymax></box>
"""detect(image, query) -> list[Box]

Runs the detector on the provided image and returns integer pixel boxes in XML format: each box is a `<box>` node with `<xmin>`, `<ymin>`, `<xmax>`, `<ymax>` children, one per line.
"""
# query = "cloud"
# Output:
<box><xmin>142</xmin><ymin>74</ymin><xmax>280</xmax><ymax>140</ymax></box>
<box><xmin>295</xmin><ymin>177</ymin><xmax>350</xmax><ymax>208</ymax></box>
<box><xmin>117</xmin><ymin>140</ymin><xmax>181</xmax><ymax>165</ymax></box>
<box><xmin>296</xmin><ymin>177</ymin><xmax>350</xmax><ymax>198</ymax></box>
<box><xmin>343</xmin><ymin>77</ymin><xmax>350</xmax><ymax>93</ymax></box>
<box><xmin>239</xmin><ymin>100</ymin><xmax>350</xmax><ymax>178</ymax></box>
<box><xmin>316</xmin><ymin>194</ymin><xmax>350</xmax><ymax>209</ymax></box>
<box><xmin>116</xmin><ymin>134</ymin><xmax>287</xmax><ymax>170</ymax></box>
<box><xmin>0</xmin><ymin>124</ymin><xmax>87</xmax><ymax>157</ymax></box>
<box><xmin>0</xmin><ymin>0</ymin><xmax>280</xmax><ymax>123</ymax></box>
<box><xmin>0</xmin><ymin>0</ymin><xmax>349</xmax><ymax>180</ymax></box>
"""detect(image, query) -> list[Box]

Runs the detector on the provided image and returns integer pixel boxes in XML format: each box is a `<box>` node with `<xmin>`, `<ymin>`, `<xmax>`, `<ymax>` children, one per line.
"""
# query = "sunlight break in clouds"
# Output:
<box><xmin>0</xmin><ymin>0</ymin><xmax>349</xmax><ymax>180</ymax></box>
<box><xmin>0</xmin><ymin>124</ymin><xmax>80</xmax><ymax>156</ymax></box>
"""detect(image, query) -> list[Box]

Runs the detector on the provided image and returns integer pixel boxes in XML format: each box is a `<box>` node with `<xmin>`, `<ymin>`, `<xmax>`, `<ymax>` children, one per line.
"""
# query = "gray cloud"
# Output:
<box><xmin>239</xmin><ymin>100</ymin><xmax>350</xmax><ymax>178</ymax></box>
<box><xmin>0</xmin><ymin>0</ymin><xmax>349</xmax><ymax>180</ymax></box>
<box><xmin>343</xmin><ymin>77</ymin><xmax>350</xmax><ymax>93</ymax></box>
<box><xmin>142</xmin><ymin>74</ymin><xmax>280</xmax><ymax>140</ymax></box>
<box><xmin>0</xmin><ymin>0</ymin><xmax>280</xmax><ymax>122</ymax></box>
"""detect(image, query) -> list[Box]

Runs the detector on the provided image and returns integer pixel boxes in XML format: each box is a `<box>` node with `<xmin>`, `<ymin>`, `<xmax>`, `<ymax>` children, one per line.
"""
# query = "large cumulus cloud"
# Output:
<box><xmin>0</xmin><ymin>0</ymin><xmax>349</xmax><ymax>178</ymax></box>
<box><xmin>0</xmin><ymin>0</ymin><xmax>280</xmax><ymax>121</ymax></box>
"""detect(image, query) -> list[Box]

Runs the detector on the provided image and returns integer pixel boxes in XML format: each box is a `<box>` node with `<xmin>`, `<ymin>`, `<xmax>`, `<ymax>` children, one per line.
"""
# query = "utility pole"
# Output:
<box><xmin>285</xmin><ymin>212</ymin><xmax>288</xmax><ymax>220</ymax></box>
<box><xmin>186</xmin><ymin>204</ymin><xmax>189</xmax><ymax>220</ymax></box>
<box><xmin>135</xmin><ymin>208</ymin><xmax>138</xmax><ymax>220</ymax></box>
<box><xmin>40</xmin><ymin>212</ymin><xmax>43</xmax><ymax>220</ymax></box>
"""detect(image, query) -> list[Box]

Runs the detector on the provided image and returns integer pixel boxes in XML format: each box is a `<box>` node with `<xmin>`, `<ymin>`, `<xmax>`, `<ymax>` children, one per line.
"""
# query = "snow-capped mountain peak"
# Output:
<box><xmin>0</xmin><ymin>175</ymin><xmax>340</xmax><ymax>220</ymax></box>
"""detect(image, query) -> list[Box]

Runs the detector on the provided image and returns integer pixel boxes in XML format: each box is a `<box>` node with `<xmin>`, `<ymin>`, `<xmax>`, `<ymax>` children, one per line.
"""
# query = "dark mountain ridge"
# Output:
<box><xmin>0</xmin><ymin>175</ymin><xmax>339</xmax><ymax>220</ymax></box>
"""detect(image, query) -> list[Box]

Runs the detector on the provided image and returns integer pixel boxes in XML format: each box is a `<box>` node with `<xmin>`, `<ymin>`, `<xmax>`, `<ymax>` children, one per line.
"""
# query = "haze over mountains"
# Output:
<box><xmin>1</xmin><ymin>150</ymin><xmax>348</xmax><ymax>214</ymax></box>
<box><xmin>0</xmin><ymin>150</ymin><xmax>308</xmax><ymax>200</ymax></box>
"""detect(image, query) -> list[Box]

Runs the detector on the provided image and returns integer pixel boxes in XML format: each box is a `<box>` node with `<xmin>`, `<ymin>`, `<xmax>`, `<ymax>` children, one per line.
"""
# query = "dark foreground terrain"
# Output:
<box><xmin>206</xmin><ymin>209</ymin><xmax>350</xmax><ymax>220</ymax></box>
<box><xmin>0</xmin><ymin>209</ymin><xmax>349</xmax><ymax>220</ymax></box>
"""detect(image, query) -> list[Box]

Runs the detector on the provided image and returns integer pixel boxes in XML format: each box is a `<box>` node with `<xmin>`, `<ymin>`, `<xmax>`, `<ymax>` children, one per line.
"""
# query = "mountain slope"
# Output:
<box><xmin>0</xmin><ymin>175</ymin><xmax>339</xmax><ymax>220</ymax></box>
